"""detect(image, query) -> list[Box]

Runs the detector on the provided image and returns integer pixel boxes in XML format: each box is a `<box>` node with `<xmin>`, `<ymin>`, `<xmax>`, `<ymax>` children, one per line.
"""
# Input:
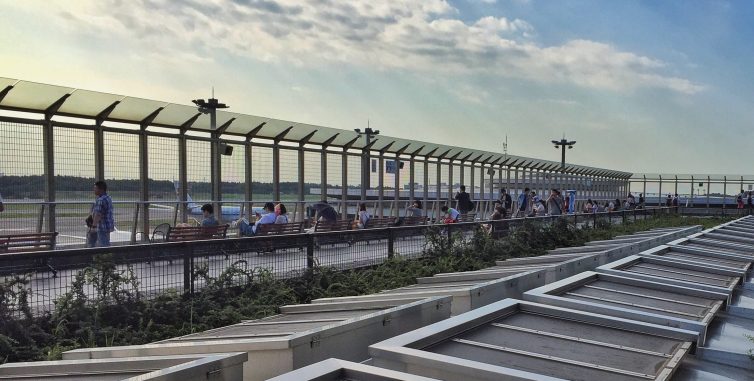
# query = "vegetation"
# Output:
<box><xmin>0</xmin><ymin>214</ymin><xmax>731</xmax><ymax>363</ymax></box>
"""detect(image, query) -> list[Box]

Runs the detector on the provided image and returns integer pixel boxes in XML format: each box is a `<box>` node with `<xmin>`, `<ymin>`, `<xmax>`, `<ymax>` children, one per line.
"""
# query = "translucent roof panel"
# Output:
<box><xmin>224</xmin><ymin>114</ymin><xmax>271</xmax><ymax>136</ymax></box>
<box><xmin>0</xmin><ymin>77</ymin><xmax>632</xmax><ymax>178</ymax></box>
<box><xmin>152</xmin><ymin>103</ymin><xmax>203</xmax><ymax>128</ymax></box>
<box><xmin>57</xmin><ymin>90</ymin><xmax>124</xmax><ymax>118</ymax></box>
<box><xmin>0</xmin><ymin>80</ymin><xmax>73</xmax><ymax>111</ymax></box>
<box><xmin>0</xmin><ymin>78</ymin><xmax>19</xmax><ymax>91</ymax></box>
<box><xmin>108</xmin><ymin>97</ymin><xmax>169</xmax><ymax>123</ymax></box>
<box><xmin>281</xmin><ymin>123</ymin><xmax>323</xmax><ymax>142</ymax></box>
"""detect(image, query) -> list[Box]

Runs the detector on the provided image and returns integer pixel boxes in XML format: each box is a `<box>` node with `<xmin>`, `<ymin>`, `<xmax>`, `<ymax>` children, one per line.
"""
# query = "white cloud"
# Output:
<box><xmin>33</xmin><ymin>0</ymin><xmax>701</xmax><ymax>94</ymax></box>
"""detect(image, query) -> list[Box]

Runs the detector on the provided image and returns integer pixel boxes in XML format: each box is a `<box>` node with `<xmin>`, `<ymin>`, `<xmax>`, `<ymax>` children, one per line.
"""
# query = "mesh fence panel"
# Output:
<box><xmin>0</xmin><ymin>122</ymin><xmax>44</xmax><ymax>235</ymax></box>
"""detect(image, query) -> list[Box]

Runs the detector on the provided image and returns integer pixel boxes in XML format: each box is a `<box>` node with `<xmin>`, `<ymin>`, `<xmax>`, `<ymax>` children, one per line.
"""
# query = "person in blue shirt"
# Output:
<box><xmin>516</xmin><ymin>187</ymin><xmax>529</xmax><ymax>218</ymax></box>
<box><xmin>200</xmin><ymin>204</ymin><xmax>218</xmax><ymax>227</ymax></box>
<box><xmin>89</xmin><ymin>181</ymin><xmax>115</xmax><ymax>247</ymax></box>
<box><xmin>236</xmin><ymin>202</ymin><xmax>275</xmax><ymax>236</ymax></box>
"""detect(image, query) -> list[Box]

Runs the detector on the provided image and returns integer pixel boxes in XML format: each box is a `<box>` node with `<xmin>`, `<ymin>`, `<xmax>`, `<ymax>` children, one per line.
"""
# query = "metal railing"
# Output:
<box><xmin>0</xmin><ymin>207</ymin><xmax>678</xmax><ymax>317</ymax></box>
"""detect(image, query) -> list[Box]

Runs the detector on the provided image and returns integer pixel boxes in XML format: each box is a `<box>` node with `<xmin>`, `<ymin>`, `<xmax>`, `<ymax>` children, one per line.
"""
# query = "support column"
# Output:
<box><xmin>409</xmin><ymin>156</ymin><xmax>416</xmax><ymax>205</ymax></box>
<box><xmin>422</xmin><ymin>158</ymin><xmax>429</xmax><ymax>217</ymax></box>
<box><xmin>723</xmin><ymin>176</ymin><xmax>727</xmax><ymax>210</ymax></box>
<box><xmin>394</xmin><ymin>155</ymin><xmax>400</xmax><ymax>217</ymax></box>
<box><xmin>436</xmin><ymin>161</ymin><xmax>442</xmax><ymax>216</ymax></box>
<box><xmin>42</xmin><ymin>121</ymin><xmax>56</xmax><ymax>234</ymax></box>
<box><xmin>658</xmin><ymin>176</ymin><xmax>663</xmax><ymax>207</ymax></box>
<box><xmin>94</xmin><ymin>125</ymin><xmax>105</xmax><ymax>181</ymax></box>
<box><xmin>298</xmin><ymin>146</ymin><xmax>305</xmax><ymax>222</ymax></box>
<box><xmin>244</xmin><ymin>142</ymin><xmax>252</xmax><ymax>220</ymax></box>
<box><xmin>272</xmin><ymin>144</ymin><xmax>280</xmax><ymax>202</ymax></box>
<box><xmin>341</xmin><ymin>150</ymin><xmax>348</xmax><ymax>220</ymax></box>
<box><xmin>378</xmin><ymin>153</ymin><xmax>384</xmax><ymax>218</ymax></box>
<box><xmin>139</xmin><ymin>128</ymin><xmax>150</xmax><ymax>236</ymax></box>
<box><xmin>179</xmin><ymin>135</ymin><xmax>189</xmax><ymax>223</ymax></box>
<box><xmin>320</xmin><ymin>151</ymin><xmax>327</xmax><ymax>202</ymax></box>
<box><xmin>447</xmin><ymin>162</ymin><xmax>453</xmax><ymax>204</ymax></box>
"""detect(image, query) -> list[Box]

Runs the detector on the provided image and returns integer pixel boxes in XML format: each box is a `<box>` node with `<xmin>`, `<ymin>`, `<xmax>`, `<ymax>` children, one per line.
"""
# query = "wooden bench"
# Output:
<box><xmin>0</xmin><ymin>232</ymin><xmax>59</xmax><ymax>275</ymax></box>
<box><xmin>313</xmin><ymin>219</ymin><xmax>353</xmax><ymax>232</ymax></box>
<box><xmin>364</xmin><ymin>217</ymin><xmax>396</xmax><ymax>229</ymax></box>
<box><xmin>402</xmin><ymin>216</ymin><xmax>427</xmax><ymax>226</ymax></box>
<box><xmin>0</xmin><ymin>232</ymin><xmax>58</xmax><ymax>253</ymax></box>
<box><xmin>459</xmin><ymin>213</ymin><xmax>477</xmax><ymax>222</ymax></box>
<box><xmin>165</xmin><ymin>225</ymin><xmax>229</xmax><ymax>242</ymax></box>
<box><xmin>256</xmin><ymin>222</ymin><xmax>304</xmax><ymax>236</ymax></box>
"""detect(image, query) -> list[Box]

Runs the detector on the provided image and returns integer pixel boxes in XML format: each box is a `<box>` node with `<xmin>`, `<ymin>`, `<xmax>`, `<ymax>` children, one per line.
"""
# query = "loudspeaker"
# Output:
<box><xmin>219</xmin><ymin>142</ymin><xmax>234</xmax><ymax>156</ymax></box>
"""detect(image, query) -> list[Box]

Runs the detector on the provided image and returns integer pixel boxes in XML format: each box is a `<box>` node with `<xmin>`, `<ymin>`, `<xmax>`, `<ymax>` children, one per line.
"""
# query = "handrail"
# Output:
<box><xmin>0</xmin><ymin>207</ymin><xmax>678</xmax><ymax>260</ymax></box>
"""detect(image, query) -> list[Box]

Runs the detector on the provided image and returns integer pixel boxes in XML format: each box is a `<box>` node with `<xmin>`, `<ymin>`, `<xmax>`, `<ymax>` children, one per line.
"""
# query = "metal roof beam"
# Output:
<box><xmin>321</xmin><ymin>132</ymin><xmax>339</xmax><ymax>148</ymax></box>
<box><xmin>44</xmin><ymin>93</ymin><xmax>72</xmax><ymax>121</ymax></box>
<box><xmin>363</xmin><ymin>138</ymin><xmax>380</xmax><ymax>151</ymax></box>
<box><xmin>180</xmin><ymin>113</ymin><xmax>202</xmax><ymax>134</ymax></box>
<box><xmin>379</xmin><ymin>141</ymin><xmax>396</xmax><ymax>155</ymax></box>
<box><xmin>140</xmin><ymin>107</ymin><xmax>163</xmax><ymax>130</ymax></box>
<box><xmin>342</xmin><ymin>136</ymin><xmax>359</xmax><ymax>150</ymax></box>
<box><xmin>95</xmin><ymin>101</ymin><xmax>120</xmax><ymax>126</ymax></box>
<box><xmin>470</xmin><ymin>153</ymin><xmax>484</xmax><ymax>163</ymax></box>
<box><xmin>215</xmin><ymin>117</ymin><xmax>236</xmax><ymax>135</ymax></box>
<box><xmin>246</xmin><ymin>122</ymin><xmax>266</xmax><ymax>141</ymax></box>
<box><xmin>424</xmin><ymin>147</ymin><xmax>439</xmax><ymax>158</ymax></box>
<box><xmin>437</xmin><ymin>149</ymin><xmax>452</xmax><ymax>160</ymax></box>
<box><xmin>274</xmin><ymin>125</ymin><xmax>294</xmax><ymax>143</ymax></box>
<box><xmin>459</xmin><ymin>152</ymin><xmax>474</xmax><ymax>162</ymax></box>
<box><xmin>0</xmin><ymin>85</ymin><xmax>14</xmax><ymax>104</ymax></box>
<box><xmin>410</xmin><ymin>145</ymin><xmax>426</xmax><ymax>157</ymax></box>
<box><xmin>298</xmin><ymin>130</ymin><xmax>318</xmax><ymax>147</ymax></box>
<box><xmin>395</xmin><ymin>143</ymin><xmax>411</xmax><ymax>156</ymax></box>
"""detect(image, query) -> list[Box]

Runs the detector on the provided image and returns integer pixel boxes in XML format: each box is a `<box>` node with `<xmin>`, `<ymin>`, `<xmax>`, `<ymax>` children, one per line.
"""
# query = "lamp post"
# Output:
<box><xmin>551</xmin><ymin>138</ymin><xmax>576</xmax><ymax>172</ymax></box>
<box><xmin>354</xmin><ymin>126</ymin><xmax>380</xmax><ymax>201</ymax></box>
<box><xmin>193</xmin><ymin>93</ymin><xmax>229</xmax><ymax>220</ymax></box>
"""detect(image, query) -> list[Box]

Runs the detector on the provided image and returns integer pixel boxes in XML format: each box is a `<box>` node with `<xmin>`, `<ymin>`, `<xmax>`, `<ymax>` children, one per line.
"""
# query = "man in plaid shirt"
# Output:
<box><xmin>90</xmin><ymin>181</ymin><xmax>114</xmax><ymax>247</ymax></box>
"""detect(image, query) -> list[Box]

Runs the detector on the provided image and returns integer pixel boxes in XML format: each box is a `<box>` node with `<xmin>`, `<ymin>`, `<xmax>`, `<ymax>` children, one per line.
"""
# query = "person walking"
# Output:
<box><xmin>89</xmin><ymin>181</ymin><xmax>114</xmax><ymax>247</ymax></box>
<box><xmin>672</xmin><ymin>194</ymin><xmax>679</xmax><ymax>207</ymax></box>
<box><xmin>638</xmin><ymin>193</ymin><xmax>645</xmax><ymax>209</ymax></box>
<box><xmin>666</xmin><ymin>194</ymin><xmax>672</xmax><ymax>207</ymax></box>
<box><xmin>454</xmin><ymin>185</ymin><xmax>473</xmax><ymax>214</ymax></box>
<box><xmin>747</xmin><ymin>192</ymin><xmax>753</xmax><ymax>215</ymax></box>
<box><xmin>736</xmin><ymin>190</ymin><xmax>745</xmax><ymax>210</ymax></box>
<box><xmin>0</xmin><ymin>191</ymin><xmax>4</xmax><ymax>213</ymax></box>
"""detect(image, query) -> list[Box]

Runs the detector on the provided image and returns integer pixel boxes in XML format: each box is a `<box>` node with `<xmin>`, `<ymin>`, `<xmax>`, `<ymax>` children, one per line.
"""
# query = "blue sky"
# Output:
<box><xmin>1</xmin><ymin>0</ymin><xmax>752</xmax><ymax>174</ymax></box>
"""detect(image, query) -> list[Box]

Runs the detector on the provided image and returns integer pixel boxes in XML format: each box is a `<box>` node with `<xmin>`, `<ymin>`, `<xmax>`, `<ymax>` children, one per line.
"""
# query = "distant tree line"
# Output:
<box><xmin>0</xmin><ymin>175</ymin><xmax>332</xmax><ymax>198</ymax></box>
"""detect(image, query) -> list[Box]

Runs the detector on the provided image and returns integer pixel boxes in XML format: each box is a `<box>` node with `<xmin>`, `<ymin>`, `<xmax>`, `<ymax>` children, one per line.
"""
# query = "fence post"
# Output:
<box><xmin>183</xmin><ymin>244</ymin><xmax>193</xmax><ymax>295</ymax></box>
<box><xmin>306</xmin><ymin>234</ymin><xmax>315</xmax><ymax>269</ymax></box>
<box><xmin>387</xmin><ymin>228</ymin><xmax>395</xmax><ymax>259</ymax></box>
<box><xmin>622</xmin><ymin>210</ymin><xmax>627</xmax><ymax>224</ymax></box>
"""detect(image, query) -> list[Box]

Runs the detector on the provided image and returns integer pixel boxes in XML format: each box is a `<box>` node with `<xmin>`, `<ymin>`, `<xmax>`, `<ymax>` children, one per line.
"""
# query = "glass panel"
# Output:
<box><xmin>1</xmin><ymin>80</ymin><xmax>73</xmax><ymax>111</ymax></box>
<box><xmin>57</xmin><ymin>90</ymin><xmax>123</xmax><ymax>117</ymax></box>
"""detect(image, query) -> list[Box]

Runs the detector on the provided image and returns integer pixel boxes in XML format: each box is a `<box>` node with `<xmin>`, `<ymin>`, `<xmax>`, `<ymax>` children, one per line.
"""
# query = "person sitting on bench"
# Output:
<box><xmin>236</xmin><ymin>202</ymin><xmax>275</xmax><ymax>236</ymax></box>
<box><xmin>441</xmin><ymin>205</ymin><xmax>460</xmax><ymax>223</ymax></box>
<box><xmin>274</xmin><ymin>203</ymin><xmax>289</xmax><ymax>224</ymax></box>
<box><xmin>200</xmin><ymin>204</ymin><xmax>219</xmax><ymax>227</ymax></box>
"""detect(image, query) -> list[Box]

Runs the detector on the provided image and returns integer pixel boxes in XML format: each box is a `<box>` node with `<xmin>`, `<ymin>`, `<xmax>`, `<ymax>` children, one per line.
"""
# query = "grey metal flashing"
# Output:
<box><xmin>370</xmin><ymin>299</ymin><xmax>696</xmax><ymax>381</ymax></box>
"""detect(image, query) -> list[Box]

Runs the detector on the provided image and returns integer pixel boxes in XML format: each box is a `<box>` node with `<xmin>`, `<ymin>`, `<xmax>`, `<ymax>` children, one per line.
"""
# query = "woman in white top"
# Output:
<box><xmin>274</xmin><ymin>203</ymin><xmax>289</xmax><ymax>224</ymax></box>
<box><xmin>355</xmin><ymin>203</ymin><xmax>371</xmax><ymax>229</ymax></box>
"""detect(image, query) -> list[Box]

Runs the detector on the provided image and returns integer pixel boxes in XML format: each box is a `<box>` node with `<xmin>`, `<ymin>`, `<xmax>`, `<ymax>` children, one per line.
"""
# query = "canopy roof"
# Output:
<box><xmin>0</xmin><ymin>78</ymin><xmax>631</xmax><ymax>178</ymax></box>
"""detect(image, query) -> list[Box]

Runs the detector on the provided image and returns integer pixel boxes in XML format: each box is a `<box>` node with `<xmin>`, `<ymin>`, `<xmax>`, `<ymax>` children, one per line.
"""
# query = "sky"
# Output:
<box><xmin>1</xmin><ymin>0</ymin><xmax>753</xmax><ymax>175</ymax></box>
